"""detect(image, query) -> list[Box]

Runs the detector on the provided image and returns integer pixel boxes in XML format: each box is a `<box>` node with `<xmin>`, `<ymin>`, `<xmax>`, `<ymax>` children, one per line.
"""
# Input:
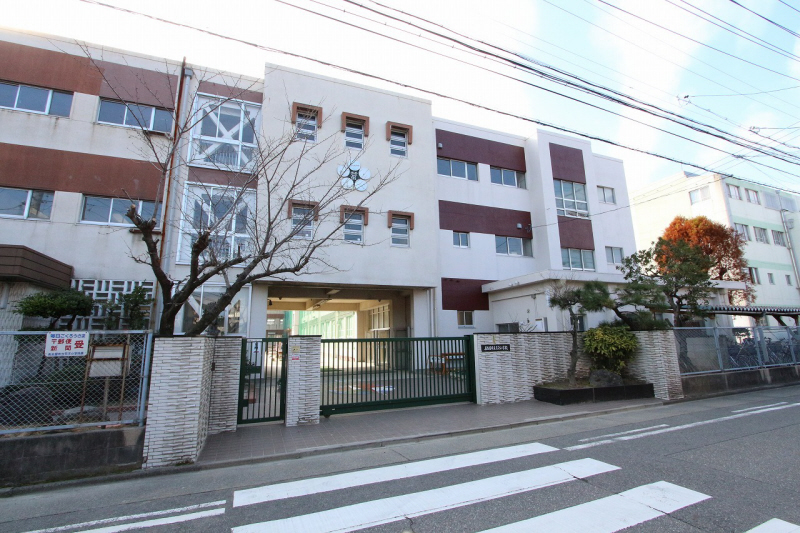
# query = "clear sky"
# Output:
<box><xmin>5</xmin><ymin>0</ymin><xmax>800</xmax><ymax>193</ymax></box>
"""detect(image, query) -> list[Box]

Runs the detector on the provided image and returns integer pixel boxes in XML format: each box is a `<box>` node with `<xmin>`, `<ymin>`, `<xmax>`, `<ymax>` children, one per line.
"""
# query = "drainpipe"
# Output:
<box><xmin>780</xmin><ymin>209</ymin><xmax>800</xmax><ymax>297</ymax></box>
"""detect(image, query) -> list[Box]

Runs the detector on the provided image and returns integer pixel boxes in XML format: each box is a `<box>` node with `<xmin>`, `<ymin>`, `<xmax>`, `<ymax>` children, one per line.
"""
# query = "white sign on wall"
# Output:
<box><xmin>44</xmin><ymin>331</ymin><xmax>89</xmax><ymax>357</ymax></box>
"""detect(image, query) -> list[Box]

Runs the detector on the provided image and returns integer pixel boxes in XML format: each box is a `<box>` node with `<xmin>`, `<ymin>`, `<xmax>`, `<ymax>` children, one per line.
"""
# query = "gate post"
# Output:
<box><xmin>208</xmin><ymin>337</ymin><xmax>242</xmax><ymax>434</ymax></box>
<box><xmin>285</xmin><ymin>335</ymin><xmax>321</xmax><ymax>426</ymax></box>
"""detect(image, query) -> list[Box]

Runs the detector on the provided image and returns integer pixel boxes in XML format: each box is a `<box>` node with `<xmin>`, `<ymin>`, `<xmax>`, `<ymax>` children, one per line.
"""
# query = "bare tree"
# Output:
<box><xmin>74</xmin><ymin>44</ymin><xmax>400</xmax><ymax>335</ymax></box>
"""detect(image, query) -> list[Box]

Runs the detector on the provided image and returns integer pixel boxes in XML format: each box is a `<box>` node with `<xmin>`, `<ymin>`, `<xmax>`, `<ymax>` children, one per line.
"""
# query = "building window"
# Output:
<box><xmin>97</xmin><ymin>99</ymin><xmax>172</xmax><ymax>132</ymax></box>
<box><xmin>554</xmin><ymin>180</ymin><xmax>589</xmax><ymax>218</ymax></box>
<box><xmin>754</xmin><ymin>227</ymin><xmax>770</xmax><ymax>244</ymax></box>
<box><xmin>763</xmin><ymin>191</ymin><xmax>781</xmax><ymax>210</ymax></box>
<box><xmin>496</xmin><ymin>236</ymin><xmax>533</xmax><ymax>256</ymax></box>
<box><xmin>727</xmin><ymin>184</ymin><xmax>741</xmax><ymax>200</ymax></box>
<box><xmin>344</xmin><ymin>119</ymin><xmax>364</xmax><ymax>150</ymax></box>
<box><xmin>390</xmin><ymin>129</ymin><xmax>407</xmax><ymax>157</ymax></box>
<box><xmin>0</xmin><ymin>82</ymin><xmax>72</xmax><ymax>117</ymax></box>
<box><xmin>748</xmin><ymin>267</ymin><xmax>761</xmax><ymax>285</ymax></box>
<box><xmin>192</xmin><ymin>95</ymin><xmax>260</xmax><ymax>169</ymax></box>
<box><xmin>606</xmin><ymin>246</ymin><xmax>624</xmax><ymax>265</ymax></box>
<box><xmin>497</xmin><ymin>322</ymin><xmax>520</xmax><ymax>333</ymax></box>
<box><xmin>772</xmin><ymin>230</ymin><xmax>787</xmax><ymax>247</ymax></box>
<box><xmin>180</xmin><ymin>283</ymin><xmax>250</xmax><ymax>336</ymax></box>
<box><xmin>438</xmin><ymin>158</ymin><xmax>478</xmax><ymax>181</ymax></box>
<box><xmin>562</xmin><ymin>248</ymin><xmax>596</xmax><ymax>271</ymax></box>
<box><xmin>179</xmin><ymin>184</ymin><xmax>255</xmax><ymax>262</ymax></box>
<box><xmin>369</xmin><ymin>304</ymin><xmax>390</xmax><ymax>333</ymax></box>
<box><xmin>391</xmin><ymin>216</ymin><xmax>410</xmax><ymax>246</ymax></box>
<box><xmin>745</xmin><ymin>189</ymin><xmax>760</xmax><ymax>204</ymax></box>
<box><xmin>689</xmin><ymin>186</ymin><xmax>710</xmax><ymax>204</ymax></box>
<box><xmin>598</xmin><ymin>186</ymin><xmax>616</xmax><ymax>204</ymax></box>
<box><xmin>787</xmin><ymin>275</ymin><xmax>793</xmax><ymax>286</ymax></box>
<box><xmin>295</xmin><ymin>111</ymin><xmax>318</xmax><ymax>142</ymax></box>
<box><xmin>292</xmin><ymin>206</ymin><xmax>315</xmax><ymax>240</ymax></box>
<box><xmin>491</xmin><ymin>167</ymin><xmax>526</xmax><ymax>189</ymax></box>
<box><xmin>81</xmin><ymin>196</ymin><xmax>160</xmax><ymax>226</ymax></box>
<box><xmin>453</xmin><ymin>231</ymin><xmax>470</xmax><ymax>248</ymax></box>
<box><xmin>457</xmin><ymin>311</ymin><xmax>474</xmax><ymax>327</ymax></box>
<box><xmin>768</xmin><ymin>273</ymin><xmax>775</xmax><ymax>285</ymax></box>
<box><xmin>343</xmin><ymin>211</ymin><xmax>364</xmax><ymax>243</ymax></box>
<box><xmin>0</xmin><ymin>187</ymin><xmax>54</xmax><ymax>219</ymax></box>
<box><xmin>734</xmin><ymin>223</ymin><xmax>751</xmax><ymax>241</ymax></box>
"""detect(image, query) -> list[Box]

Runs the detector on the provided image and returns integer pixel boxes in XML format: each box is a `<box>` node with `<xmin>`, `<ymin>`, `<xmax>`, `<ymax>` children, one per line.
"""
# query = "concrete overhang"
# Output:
<box><xmin>482</xmin><ymin>270</ymin><xmax>627</xmax><ymax>294</ymax></box>
<box><xmin>0</xmin><ymin>245</ymin><xmax>73</xmax><ymax>290</ymax></box>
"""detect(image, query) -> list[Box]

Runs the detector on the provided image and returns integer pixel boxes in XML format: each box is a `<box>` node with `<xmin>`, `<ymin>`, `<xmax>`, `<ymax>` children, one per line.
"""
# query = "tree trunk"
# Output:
<box><xmin>568</xmin><ymin>313</ymin><xmax>578</xmax><ymax>387</ymax></box>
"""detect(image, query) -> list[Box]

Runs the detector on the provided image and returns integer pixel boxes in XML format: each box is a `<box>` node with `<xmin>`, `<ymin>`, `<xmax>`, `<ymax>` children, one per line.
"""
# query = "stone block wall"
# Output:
<box><xmin>627</xmin><ymin>331</ymin><xmax>684</xmax><ymax>401</ymax></box>
<box><xmin>208</xmin><ymin>336</ymin><xmax>242</xmax><ymax>434</ymax></box>
<box><xmin>285</xmin><ymin>336</ymin><xmax>321</xmax><ymax>426</ymax></box>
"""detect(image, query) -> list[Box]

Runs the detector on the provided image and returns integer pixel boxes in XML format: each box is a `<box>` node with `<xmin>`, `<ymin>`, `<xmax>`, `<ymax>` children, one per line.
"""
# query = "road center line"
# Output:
<box><xmin>732</xmin><ymin>402</ymin><xmax>787</xmax><ymax>413</ymax></box>
<box><xmin>233</xmin><ymin>442</ymin><xmax>558</xmax><ymax>508</ymax></box>
<box><xmin>566</xmin><ymin>403</ymin><xmax>800</xmax><ymax>451</ymax></box>
<box><xmin>23</xmin><ymin>501</ymin><xmax>227</xmax><ymax>533</ymax></box>
<box><xmin>232</xmin><ymin>458</ymin><xmax>618</xmax><ymax>533</ymax></box>
<box><xmin>579</xmin><ymin>424</ymin><xmax>669</xmax><ymax>442</ymax></box>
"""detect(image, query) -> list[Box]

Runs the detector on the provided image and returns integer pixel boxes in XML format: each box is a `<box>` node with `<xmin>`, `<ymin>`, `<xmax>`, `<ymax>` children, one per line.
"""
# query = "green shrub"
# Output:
<box><xmin>582</xmin><ymin>325</ymin><xmax>638</xmax><ymax>373</ymax></box>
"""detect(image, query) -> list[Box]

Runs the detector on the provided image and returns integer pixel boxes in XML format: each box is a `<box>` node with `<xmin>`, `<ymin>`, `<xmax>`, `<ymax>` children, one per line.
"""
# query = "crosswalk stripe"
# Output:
<box><xmin>231</xmin><ymin>458</ymin><xmax>617</xmax><ymax>533</ymax></box>
<box><xmin>480</xmin><ymin>481</ymin><xmax>710</xmax><ymax>532</ymax></box>
<box><xmin>747</xmin><ymin>518</ymin><xmax>800</xmax><ymax>532</ymax></box>
<box><xmin>78</xmin><ymin>508</ymin><xmax>225</xmax><ymax>533</ymax></box>
<box><xmin>233</xmin><ymin>442</ymin><xmax>558</xmax><ymax>508</ymax></box>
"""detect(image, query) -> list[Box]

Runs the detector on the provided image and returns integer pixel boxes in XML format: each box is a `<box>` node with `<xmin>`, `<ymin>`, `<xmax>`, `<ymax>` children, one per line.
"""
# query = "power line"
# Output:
<box><xmin>727</xmin><ymin>0</ymin><xmax>800</xmax><ymax>39</ymax></box>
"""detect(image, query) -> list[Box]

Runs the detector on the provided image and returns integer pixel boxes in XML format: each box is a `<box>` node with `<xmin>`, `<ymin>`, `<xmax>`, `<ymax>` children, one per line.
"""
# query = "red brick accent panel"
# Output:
<box><xmin>198</xmin><ymin>81</ymin><xmax>262</xmax><ymax>104</ymax></box>
<box><xmin>435</xmin><ymin>130</ymin><xmax>526</xmax><ymax>171</ymax></box>
<box><xmin>442</xmin><ymin>278</ymin><xmax>494</xmax><ymax>311</ymax></box>
<box><xmin>96</xmin><ymin>60</ymin><xmax>178</xmax><ymax>109</ymax></box>
<box><xmin>558</xmin><ymin>216</ymin><xmax>595</xmax><ymax>250</ymax></box>
<box><xmin>0</xmin><ymin>41</ymin><xmax>103</xmax><ymax>95</ymax></box>
<box><xmin>0</xmin><ymin>143</ymin><xmax>161</xmax><ymax>200</ymax></box>
<box><xmin>549</xmin><ymin>143</ymin><xmax>586</xmax><ymax>184</ymax></box>
<box><xmin>439</xmin><ymin>200</ymin><xmax>531</xmax><ymax>238</ymax></box>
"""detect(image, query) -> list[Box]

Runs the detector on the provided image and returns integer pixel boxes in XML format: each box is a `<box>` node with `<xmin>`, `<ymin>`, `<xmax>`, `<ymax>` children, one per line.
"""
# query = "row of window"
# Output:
<box><xmin>290</xmin><ymin>205</ymin><xmax>412</xmax><ymax>247</ymax></box>
<box><xmin>693</xmin><ymin>183</ymin><xmax>799</xmax><ymax>212</ymax></box>
<box><xmin>0</xmin><ymin>81</ymin><xmax>72</xmax><ymax>117</ymax></box>
<box><xmin>747</xmin><ymin>267</ymin><xmax>792</xmax><ymax>287</ymax></box>
<box><xmin>734</xmin><ymin>223</ymin><xmax>787</xmax><ymax>247</ymax></box>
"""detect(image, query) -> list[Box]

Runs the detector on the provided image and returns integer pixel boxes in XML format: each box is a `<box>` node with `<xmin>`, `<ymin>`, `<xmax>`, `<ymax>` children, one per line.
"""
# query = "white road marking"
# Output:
<box><xmin>565</xmin><ymin>402</ymin><xmax>800</xmax><ymax>451</ymax></box>
<box><xmin>233</xmin><ymin>442</ymin><xmax>558</xmax><ymax>508</ymax></box>
<box><xmin>578</xmin><ymin>424</ymin><xmax>669</xmax><ymax>442</ymax></box>
<box><xmin>79</xmin><ymin>508</ymin><xmax>225</xmax><ymax>533</ymax></box>
<box><xmin>747</xmin><ymin>518</ymin><xmax>800</xmax><ymax>532</ymax></box>
<box><xmin>23</xmin><ymin>501</ymin><xmax>226</xmax><ymax>533</ymax></box>
<box><xmin>732</xmin><ymin>402</ymin><xmax>787</xmax><ymax>413</ymax></box>
<box><xmin>480</xmin><ymin>481</ymin><xmax>710</xmax><ymax>532</ymax></box>
<box><xmin>231</xmin><ymin>458</ymin><xmax>618</xmax><ymax>533</ymax></box>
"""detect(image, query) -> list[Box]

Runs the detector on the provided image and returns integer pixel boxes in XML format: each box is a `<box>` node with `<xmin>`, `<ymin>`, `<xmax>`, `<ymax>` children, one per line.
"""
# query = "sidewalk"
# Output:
<box><xmin>198</xmin><ymin>397</ymin><xmax>663</xmax><ymax>465</ymax></box>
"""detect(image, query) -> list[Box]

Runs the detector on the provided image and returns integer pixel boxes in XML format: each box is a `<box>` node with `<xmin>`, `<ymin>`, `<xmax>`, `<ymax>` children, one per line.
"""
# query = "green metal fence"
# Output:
<box><xmin>238</xmin><ymin>338</ymin><xmax>287</xmax><ymax>423</ymax></box>
<box><xmin>320</xmin><ymin>336</ymin><xmax>475</xmax><ymax>416</ymax></box>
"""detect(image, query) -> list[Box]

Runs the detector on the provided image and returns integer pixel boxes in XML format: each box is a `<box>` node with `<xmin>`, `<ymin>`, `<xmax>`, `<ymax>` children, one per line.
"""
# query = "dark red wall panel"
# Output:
<box><xmin>187</xmin><ymin>167</ymin><xmax>256</xmax><ymax>189</ymax></box>
<box><xmin>549</xmin><ymin>143</ymin><xmax>586</xmax><ymax>184</ymax></box>
<box><xmin>0</xmin><ymin>41</ymin><xmax>103</xmax><ymax>95</ymax></box>
<box><xmin>198</xmin><ymin>81</ymin><xmax>262</xmax><ymax>104</ymax></box>
<box><xmin>558</xmin><ymin>216</ymin><xmax>595</xmax><ymax>250</ymax></box>
<box><xmin>439</xmin><ymin>201</ymin><xmax>531</xmax><ymax>238</ymax></box>
<box><xmin>96</xmin><ymin>61</ymin><xmax>178</xmax><ymax>109</ymax></box>
<box><xmin>442</xmin><ymin>278</ymin><xmax>494</xmax><ymax>311</ymax></box>
<box><xmin>435</xmin><ymin>130</ymin><xmax>526</xmax><ymax>171</ymax></box>
<box><xmin>0</xmin><ymin>143</ymin><xmax>161</xmax><ymax>200</ymax></box>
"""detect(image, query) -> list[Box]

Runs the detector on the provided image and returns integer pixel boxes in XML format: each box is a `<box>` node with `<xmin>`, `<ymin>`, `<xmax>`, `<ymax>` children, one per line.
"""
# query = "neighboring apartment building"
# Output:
<box><xmin>0</xmin><ymin>29</ymin><xmax>640</xmax><ymax>337</ymax></box>
<box><xmin>631</xmin><ymin>171</ymin><xmax>800</xmax><ymax>326</ymax></box>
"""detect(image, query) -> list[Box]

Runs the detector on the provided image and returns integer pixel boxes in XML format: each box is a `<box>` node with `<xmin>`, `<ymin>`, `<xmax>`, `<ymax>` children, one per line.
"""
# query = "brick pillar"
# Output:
<box><xmin>142</xmin><ymin>336</ymin><xmax>214</xmax><ymax>469</ymax></box>
<box><xmin>285</xmin><ymin>336</ymin><xmax>321</xmax><ymax>427</ymax></box>
<box><xmin>627</xmin><ymin>331</ymin><xmax>684</xmax><ymax>401</ymax></box>
<box><xmin>208</xmin><ymin>337</ymin><xmax>242</xmax><ymax>434</ymax></box>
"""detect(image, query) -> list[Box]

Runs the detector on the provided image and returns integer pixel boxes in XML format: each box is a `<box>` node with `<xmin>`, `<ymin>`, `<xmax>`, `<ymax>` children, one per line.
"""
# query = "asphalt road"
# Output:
<box><xmin>2</xmin><ymin>385</ymin><xmax>800</xmax><ymax>532</ymax></box>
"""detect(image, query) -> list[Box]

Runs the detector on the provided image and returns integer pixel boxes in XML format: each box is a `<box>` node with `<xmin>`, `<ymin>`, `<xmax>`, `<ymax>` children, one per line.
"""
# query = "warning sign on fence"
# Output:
<box><xmin>44</xmin><ymin>331</ymin><xmax>89</xmax><ymax>357</ymax></box>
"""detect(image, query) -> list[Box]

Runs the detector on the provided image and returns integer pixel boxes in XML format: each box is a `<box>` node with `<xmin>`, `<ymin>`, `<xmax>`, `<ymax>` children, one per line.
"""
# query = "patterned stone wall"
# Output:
<box><xmin>208</xmin><ymin>336</ymin><xmax>242</xmax><ymax>435</ymax></box>
<box><xmin>626</xmin><ymin>331</ymin><xmax>684</xmax><ymax>401</ymax></box>
<box><xmin>285</xmin><ymin>336</ymin><xmax>321</xmax><ymax>427</ymax></box>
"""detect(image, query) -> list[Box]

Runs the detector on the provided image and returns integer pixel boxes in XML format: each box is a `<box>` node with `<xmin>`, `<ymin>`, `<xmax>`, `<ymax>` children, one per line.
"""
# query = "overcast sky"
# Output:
<box><xmin>6</xmin><ymin>0</ymin><xmax>800</xmax><ymax>193</ymax></box>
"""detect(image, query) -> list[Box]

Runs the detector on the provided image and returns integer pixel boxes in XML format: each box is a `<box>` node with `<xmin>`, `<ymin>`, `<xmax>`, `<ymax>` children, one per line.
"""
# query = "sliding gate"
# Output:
<box><xmin>238</xmin><ymin>338</ymin><xmax>287</xmax><ymax>423</ymax></box>
<box><xmin>320</xmin><ymin>336</ymin><xmax>475</xmax><ymax>416</ymax></box>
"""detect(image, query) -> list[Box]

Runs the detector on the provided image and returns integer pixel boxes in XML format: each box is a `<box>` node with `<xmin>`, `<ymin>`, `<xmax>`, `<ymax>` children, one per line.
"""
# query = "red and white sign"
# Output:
<box><xmin>45</xmin><ymin>331</ymin><xmax>89</xmax><ymax>357</ymax></box>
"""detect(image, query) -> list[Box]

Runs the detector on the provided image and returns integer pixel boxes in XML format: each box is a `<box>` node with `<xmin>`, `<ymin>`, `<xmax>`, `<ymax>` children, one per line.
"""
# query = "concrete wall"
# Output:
<box><xmin>207</xmin><ymin>337</ymin><xmax>242</xmax><ymax>435</ymax></box>
<box><xmin>682</xmin><ymin>365</ymin><xmax>800</xmax><ymax>397</ymax></box>
<box><xmin>627</xmin><ymin>331</ymin><xmax>684</xmax><ymax>401</ymax></box>
<box><xmin>285</xmin><ymin>336</ymin><xmax>321</xmax><ymax>426</ymax></box>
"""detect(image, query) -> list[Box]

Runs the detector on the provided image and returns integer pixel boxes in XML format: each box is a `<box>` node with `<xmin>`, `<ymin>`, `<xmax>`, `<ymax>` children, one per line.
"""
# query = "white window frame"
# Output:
<box><xmin>344</xmin><ymin>119</ymin><xmax>364</xmax><ymax>150</ymax></box>
<box><xmin>745</xmin><ymin>189</ymin><xmax>760</xmax><ymax>204</ymax></box>
<box><xmin>292</xmin><ymin>206</ymin><xmax>315</xmax><ymax>240</ymax></box>
<box><xmin>727</xmin><ymin>184</ymin><xmax>741</xmax><ymax>200</ymax></box>
<box><xmin>754</xmin><ymin>227</ymin><xmax>770</xmax><ymax>244</ymax></box>
<box><xmin>748</xmin><ymin>267</ymin><xmax>761</xmax><ymax>285</ymax></box>
<box><xmin>606</xmin><ymin>246</ymin><xmax>624</xmax><ymax>265</ymax></box>
<box><xmin>689</xmin><ymin>186</ymin><xmax>710</xmax><ymax>204</ymax></box>
<box><xmin>190</xmin><ymin>94</ymin><xmax>261</xmax><ymax>170</ymax></box>
<box><xmin>554</xmin><ymin>180</ymin><xmax>589</xmax><ymax>218</ymax></box>
<box><xmin>0</xmin><ymin>187</ymin><xmax>54</xmax><ymax>220</ymax></box>
<box><xmin>391</xmin><ymin>216</ymin><xmax>410</xmax><ymax>247</ymax></box>
<box><xmin>598</xmin><ymin>186</ymin><xmax>616</xmax><ymax>204</ymax></box>
<box><xmin>490</xmin><ymin>166</ymin><xmax>526</xmax><ymax>189</ymax></box>
<box><xmin>97</xmin><ymin>98</ymin><xmax>172</xmax><ymax>132</ymax></box>
<box><xmin>295</xmin><ymin>110</ymin><xmax>318</xmax><ymax>143</ymax></box>
<box><xmin>0</xmin><ymin>81</ymin><xmax>72</xmax><ymax>117</ymax></box>
<box><xmin>389</xmin><ymin>129</ymin><xmax>408</xmax><ymax>157</ymax></box>
<box><xmin>734</xmin><ymin>223</ymin><xmax>751</xmax><ymax>241</ymax></box>
<box><xmin>495</xmin><ymin>236</ymin><xmax>532</xmax><ymax>257</ymax></box>
<box><xmin>178</xmin><ymin>283</ymin><xmax>252</xmax><ymax>337</ymax></box>
<box><xmin>453</xmin><ymin>231</ymin><xmax>470</xmax><ymax>248</ymax></box>
<box><xmin>80</xmin><ymin>196</ymin><xmax>159</xmax><ymax>227</ymax></box>
<box><xmin>438</xmin><ymin>158</ymin><xmax>478</xmax><ymax>181</ymax></box>
<box><xmin>343</xmin><ymin>211</ymin><xmax>364</xmax><ymax>244</ymax></box>
<box><xmin>457</xmin><ymin>310</ymin><xmax>474</xmax><ymax>328</ymax></box>
<box><xmin>562</xmin><ymin>248</ymin><xmax>596</xmax><ymax>271</ymax></box>
<box><xmin>772</xmin><ymin>230</ymin><xmax>787</xmax><ymax>247</ymax></box>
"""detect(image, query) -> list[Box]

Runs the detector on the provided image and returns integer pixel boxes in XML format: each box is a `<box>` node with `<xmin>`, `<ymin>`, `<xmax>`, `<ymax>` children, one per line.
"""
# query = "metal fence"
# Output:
<box><xmin>239</xmin><ymin>338</ymin><xmax>287</xmax><ymax>424</ymax></box>
<box><xmin>0</xmin><ymin>330</ymin><xmax>153</xmax><ymax>434</ymax></box>
<box><xmin>320</xmin><ymin>337</ymin><xmax>475</xmax><ymax>416</ymax></box>
<box><xmin>675</xmin><ymin>326</ymin><xmax>799</xmax><ymax>375</ymax></box>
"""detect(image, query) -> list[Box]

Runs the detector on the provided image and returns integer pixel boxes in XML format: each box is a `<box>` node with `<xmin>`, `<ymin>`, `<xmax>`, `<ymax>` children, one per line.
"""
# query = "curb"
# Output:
<box><xmin>0</xmin><ymin>399</ymin><xmax>663</xmax><ymax>497</ymax></box>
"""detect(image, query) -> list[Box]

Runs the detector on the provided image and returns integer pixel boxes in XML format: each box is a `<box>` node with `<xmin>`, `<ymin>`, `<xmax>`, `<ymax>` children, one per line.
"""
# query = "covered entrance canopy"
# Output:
<box><xmin>694</xmin><ymin>305</ymin><xmax>800</xmax><ymax>326</ymax></box>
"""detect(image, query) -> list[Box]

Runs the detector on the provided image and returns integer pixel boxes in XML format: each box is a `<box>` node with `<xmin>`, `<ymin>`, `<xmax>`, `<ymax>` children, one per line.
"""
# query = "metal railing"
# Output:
<box><xmin>320</xmin><ymin>337</ymin><xmax>474</xmax><ymax>416</ymax></box>
<box><xmin>0</xmin><ymin>330</ymin><xmax>152</xmax><ymax>434</ymax></box>
<box><xmin>239</xmin><ymin>338</ymin><xmax>287</xmax><ymax>423</ymax></box>
<box><xmin>674</xmin><ymin>326</ymin><xmax>799</xmax><ymax>375</ymax></box>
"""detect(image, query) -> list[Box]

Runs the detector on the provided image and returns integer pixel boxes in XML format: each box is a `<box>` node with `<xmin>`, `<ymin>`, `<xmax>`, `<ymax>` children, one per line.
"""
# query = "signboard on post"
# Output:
<box><xmin>45</xmin><ymin>331</ymin><xmax>89</xmax><ymax>357</ymax></box>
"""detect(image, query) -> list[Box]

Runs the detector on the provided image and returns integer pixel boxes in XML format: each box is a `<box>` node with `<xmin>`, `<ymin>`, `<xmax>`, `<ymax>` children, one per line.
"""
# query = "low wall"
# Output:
<box><xmin>0</xmin><ymin>426</ymin><xmax>144</xmax><ymax>487</ymax></box>
<box><xmin>682</xmin><ymin>365</ymin><xmax>800</xmax><ymax>397</ymax></box>
<box><xmin>627</xmin><ymin>331</ymin><xmax>684</xmax><ymax>401</ymax></box>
